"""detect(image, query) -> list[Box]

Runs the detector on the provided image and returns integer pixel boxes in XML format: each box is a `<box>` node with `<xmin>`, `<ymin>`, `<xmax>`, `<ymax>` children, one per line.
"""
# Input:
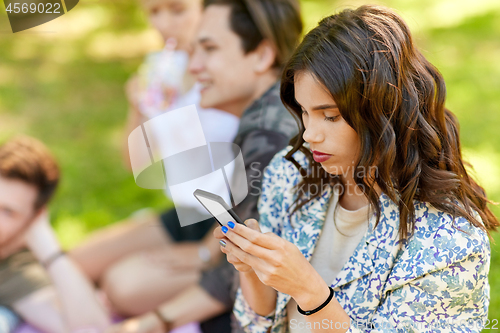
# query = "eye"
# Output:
<box><xmin>0</xmin><ymin>208</ymin><xmax>15</xmax><ymax>218</ymax></box>
<box><xmin>324</xmin><ymin>115</ymin><xmax>340</xmax><ymax>122</ymax></box>
<box><xmin>170</xmin><ymin>3</ymin><xmax>185</xmax><ymax>14</ymax></box>
<box><xmin>202</xmin><ymin>44</ymin><xmax>217</xmax><ymax>52</ymax></box>
<box><xmin>149</xmin><ymin>5</ymin><xmax>160</xmax><ymax>15</ymax></box>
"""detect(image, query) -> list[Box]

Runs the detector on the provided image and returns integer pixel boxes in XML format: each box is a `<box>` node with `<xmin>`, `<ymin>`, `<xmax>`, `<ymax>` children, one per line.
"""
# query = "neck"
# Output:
<box><xmin>338</xmin><ymin>176</ymin><xmax>382</xmax><ymax>211</ymax></box>
<box><xmin>224</xmin><ymin>71</ymin><xmax>278</xmax><ymax>118</ymax></box>
<box><xmin>250</xmin><ymin>71</ymin><xmax>278</xmax><ymax>108</ymax></box>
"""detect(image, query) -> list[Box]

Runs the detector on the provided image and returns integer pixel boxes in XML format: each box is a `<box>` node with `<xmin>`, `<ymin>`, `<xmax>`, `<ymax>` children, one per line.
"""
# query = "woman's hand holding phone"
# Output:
<box><xmin>214</xmin><ymin>218</ymin><xmax>330</xmax><ymax>310</ymax></box>
<box><xmin>213</xmin><ymin>219</ymin><xmax>259</xmax><ymax>273</ymax></box>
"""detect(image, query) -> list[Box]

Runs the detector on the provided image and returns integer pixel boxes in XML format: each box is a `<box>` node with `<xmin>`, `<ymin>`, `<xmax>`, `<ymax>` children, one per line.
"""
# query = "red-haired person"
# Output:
<box><xmin>0</xmin><ymin>137</ymin><xmax>110</xmax><ymax>333</ymax></box>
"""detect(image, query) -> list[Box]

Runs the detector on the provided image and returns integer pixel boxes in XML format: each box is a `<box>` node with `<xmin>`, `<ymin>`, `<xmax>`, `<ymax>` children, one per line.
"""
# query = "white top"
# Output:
<box><xmin>138</xmin><ymin>50</ymin><xmax>240</xmax><ymax>211</ymax></box>
<box><xmin>287</xmin><ymin>188</ymin><xmax>372</xmax><ymax>332</ymax></box>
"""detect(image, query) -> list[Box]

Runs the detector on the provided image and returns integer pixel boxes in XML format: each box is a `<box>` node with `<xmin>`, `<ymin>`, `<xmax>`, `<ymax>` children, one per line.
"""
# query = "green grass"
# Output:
<box><xmin>1</xmin><ymin>0</ymin><xmax>499</xmax><ymax>325</ymax></box>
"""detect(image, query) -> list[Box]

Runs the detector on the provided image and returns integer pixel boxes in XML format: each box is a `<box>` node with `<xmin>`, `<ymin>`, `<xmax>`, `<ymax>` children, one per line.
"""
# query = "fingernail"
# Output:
<box><xmin>227</xmin><ymin>221</ymin><xmax>235</xmax><ymax>229</ymax></box>
<box><xmin>222</xmin><ymin>226</ymin><xmax>228</xmax><ymax>233</ymax></box>
<box><xmin>219</xmin><ymin>240</ymin><xmax>226</xmax><ymax>247</ymax></box>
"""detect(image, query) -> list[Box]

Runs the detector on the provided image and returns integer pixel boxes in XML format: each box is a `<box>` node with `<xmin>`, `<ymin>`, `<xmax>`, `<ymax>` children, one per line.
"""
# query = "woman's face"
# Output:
<box><xmin>294</xmin><ymin>71</ymin><xmax>360</xmax><ymax>179</ymax></box>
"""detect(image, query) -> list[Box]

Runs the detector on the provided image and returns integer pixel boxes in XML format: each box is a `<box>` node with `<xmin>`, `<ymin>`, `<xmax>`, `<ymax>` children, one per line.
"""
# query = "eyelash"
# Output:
<box><xmin>324</xmin><ymin>115</ymin><xmax>339</xmax><ymax>122</ymax></box>
<box><xmin>301</xmin><ymin>110</ymin><xmax>339</xmax><ymax>122</ymax></box>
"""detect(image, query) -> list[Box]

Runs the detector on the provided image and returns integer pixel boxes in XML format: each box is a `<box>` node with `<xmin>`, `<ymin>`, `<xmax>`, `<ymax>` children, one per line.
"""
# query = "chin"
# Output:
<box><xmin>323</xmin><ymin>164</ymin><xmax>341</xmax><ymax>176</ymax></box>
<box><xmin>199</xmin><ymin>96</ymin><xmax>213</xmax><ymax>110</ymax></box>
<box><xmin>200</xmin><ymin>97</ymin><xmax>227</xmax><ymax>113</ymax></box>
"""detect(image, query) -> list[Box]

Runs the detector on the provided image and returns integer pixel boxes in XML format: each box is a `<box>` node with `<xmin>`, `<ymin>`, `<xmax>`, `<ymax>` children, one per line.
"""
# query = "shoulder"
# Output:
<box><xmin>259</xmin><ymin>93</ymin><xmax>298</xmax><ymax>138</ymax></box>
<box><xmin>239</xmin><ymin>83</ymin><xmax>298</xmax><ymax>139</ymax></box>
<box><xmin>239</xmin><ymin>131</ymin><xmax>289</xmax><ymax>162</ymax></box>
<box><xmin>387</xmin><ymin>201</ymin><xmax>490</xmax><ymax>289</ymax></box>
<box><xmin>263</xmin><ymin>146</ymin><xmax>309</xmax><ymax>184</ymax></box>
<box><xmin>413</xmin><ymin>202</ymin><xmax>489</xmax><ymax>259</ymax></box>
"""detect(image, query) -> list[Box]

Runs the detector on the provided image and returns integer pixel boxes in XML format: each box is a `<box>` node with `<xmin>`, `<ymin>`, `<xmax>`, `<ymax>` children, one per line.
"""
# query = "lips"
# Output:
<box><xmin>198</xmin><ymin>80</ymin><xmax>212</xmax><ymax>93</ymax></box>
<box><xmin>312</xmin><ymin>150</ymin><xmax>332</xmax><ymax>163</ymax></box>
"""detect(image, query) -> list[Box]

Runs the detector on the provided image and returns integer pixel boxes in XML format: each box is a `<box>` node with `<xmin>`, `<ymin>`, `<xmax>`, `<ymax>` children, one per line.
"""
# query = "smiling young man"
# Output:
<box><xmin>0</xmin><ymin>137</ymin><xmax>110</xmax><ymax>333</ymax></box>
<box><xmin>189</xmin><ymin>0</ymin><xmax>302</xmax><ymax>219</ymax></box>
<box><xmin>106</xmin><ymin>1</ymin><xmax>303</xmax><ymax>332</ymax></box>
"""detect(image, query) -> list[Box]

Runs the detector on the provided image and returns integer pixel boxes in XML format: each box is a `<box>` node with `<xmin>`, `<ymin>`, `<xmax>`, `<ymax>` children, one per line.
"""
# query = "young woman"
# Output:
<box><xmin>214</xmin><ymin>5</ymin><xmax>499</xmax><ymax>333</ymax></box>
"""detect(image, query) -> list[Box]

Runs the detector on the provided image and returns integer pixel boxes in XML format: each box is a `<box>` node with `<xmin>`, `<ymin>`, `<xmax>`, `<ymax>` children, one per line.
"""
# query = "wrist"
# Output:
<box><xmin>41</xmin><ymin>250</ymin><xmax>66</xmax><ymax>269</ymax></box>
<box><xmin>130</xmin><ymin>103</ymin><xmax>142</xmax><ymax>116</ymax></box>
<box><xmin>294</xmin><ymin>280</ymin><xmax>331</xmax><ymax>311</ymax></box>
<box><xmin>25</xmin><ymin>219</ymin><xmax>61</xmax><ymax>261</ymax></box>
<box><xmin>154</xmin><ymin>308</ymin><xmax>172</xmax><ymax>332</ymax></box>
<box><xmin>26</xmin><ymin>236</ymin><xmax>61</xmax><ymax>262</ymax></box>
<box><xmin>297</xmin><ymin>286</ymin><xmax>334</xmax><ymax>316</ymax></box>
<box><xmin>239</xmin><ymin>269</ymin><xmax>258</xmax><ymax>283</ymax></box>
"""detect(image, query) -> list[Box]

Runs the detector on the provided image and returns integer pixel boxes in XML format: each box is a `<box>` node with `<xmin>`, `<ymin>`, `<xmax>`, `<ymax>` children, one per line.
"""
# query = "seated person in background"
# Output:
<box><xmin>70</xmin><ymin>0</ymin><xmax>240</xmax><ymax>318</ymax></box>
<box><xmin>0</xmin><ymin>136</ymin><xmax>111</xmax><ymax>333</ymax></box>
<box><xmin>106</xmin><ymin>0</ymin><xmax>303</xmax><ymax>332</ymax></box>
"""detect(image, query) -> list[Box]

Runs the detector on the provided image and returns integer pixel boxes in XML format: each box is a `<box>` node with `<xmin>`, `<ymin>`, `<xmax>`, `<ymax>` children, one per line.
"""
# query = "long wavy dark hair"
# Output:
<box><xmin>280</xmin><ymin>5</ymin><xmax>499</xmax><ymax>242</ymax></box>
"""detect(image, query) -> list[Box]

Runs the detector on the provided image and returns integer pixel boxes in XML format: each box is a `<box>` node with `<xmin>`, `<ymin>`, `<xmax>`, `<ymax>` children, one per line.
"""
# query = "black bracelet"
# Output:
<box><xmin>297</xmin><ymin>286</ymin><xmax>334</xmax><ymax>316</ymax></box>
<box><xmin>41</xmin><ymin>251</ymin><xmax>66</xmax><ymax>269</ymax></box>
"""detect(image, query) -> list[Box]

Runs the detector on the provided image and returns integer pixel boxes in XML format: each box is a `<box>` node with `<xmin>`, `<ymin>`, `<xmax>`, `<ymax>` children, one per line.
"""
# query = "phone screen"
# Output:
<box><xmin>194</xmin><ymin>190</ymin><xmax>241</xmax><ymax>226</ymax></box>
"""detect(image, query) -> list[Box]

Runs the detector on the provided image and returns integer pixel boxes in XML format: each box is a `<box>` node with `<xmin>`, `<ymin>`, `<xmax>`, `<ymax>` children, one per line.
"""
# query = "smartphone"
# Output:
<box><xmin>193</xmin><ymin>189</ymin><xmax>244</xmax><ymax>226</ymax></box>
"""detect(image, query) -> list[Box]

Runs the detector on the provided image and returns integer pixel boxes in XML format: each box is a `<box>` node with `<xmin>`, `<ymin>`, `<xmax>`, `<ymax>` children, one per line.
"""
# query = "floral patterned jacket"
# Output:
<box><xmin>233</xmin><ymin>147</ymin><xmax>490</xmax><ymax>333</ymax></box>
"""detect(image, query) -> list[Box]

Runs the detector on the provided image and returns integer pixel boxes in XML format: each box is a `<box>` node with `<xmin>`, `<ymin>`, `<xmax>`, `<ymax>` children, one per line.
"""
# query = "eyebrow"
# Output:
<box><xmin>198</xmin><ymin>37</ymin><xmax>213</xmax><ymax>44</ymax></box>
<box><xmin>312</xmin><ymin>104</ymin><xmax>338</xmax><ymax>111</ymax></box>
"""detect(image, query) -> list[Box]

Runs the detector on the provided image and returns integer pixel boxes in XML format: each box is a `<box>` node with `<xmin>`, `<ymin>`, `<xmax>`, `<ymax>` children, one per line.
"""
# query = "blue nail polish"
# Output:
<box><xmin>220</xmin><ymin>240</ymin><xmax>226</xmax><ymax>247</ymax></box>
<box><xmin>227</xmin><ymin>221</ymin><xmax>235</xmax><ymax>229</ymax></box>
<box><xmin>222</xmin><ymin>226</ymin><xmax>228</xmax><ymax>233</ymax></box>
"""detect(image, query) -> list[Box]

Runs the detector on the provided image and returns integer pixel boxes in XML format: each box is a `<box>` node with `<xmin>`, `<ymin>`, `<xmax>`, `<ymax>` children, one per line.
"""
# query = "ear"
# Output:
<box><xmin>253</xmin><ymin>39</ymin><xmax>277</xmax><ymax>74</ymax></box>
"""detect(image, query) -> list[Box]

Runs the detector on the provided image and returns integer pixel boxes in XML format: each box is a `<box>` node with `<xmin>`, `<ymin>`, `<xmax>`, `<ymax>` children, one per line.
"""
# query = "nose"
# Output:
<box><xmin>188</xmin><ymin>47</ymin><xmax>204</xmax><ymax>76</ymax></box>
<box><xmin>154</xmin><ymin>11</ymin><xmax>175</xmax><ymax>39</ymax></box>
<box><xmin>302</xmin><ymin>117</ymin><xmax>324</xmax><ymax>144</ymax></box>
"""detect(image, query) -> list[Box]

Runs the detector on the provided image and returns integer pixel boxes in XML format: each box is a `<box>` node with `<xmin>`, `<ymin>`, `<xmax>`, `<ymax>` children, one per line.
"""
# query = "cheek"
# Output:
<box><xmin>183</xmin><ymin>10</ymin><xmax>201</xmax><ymax>27</ymax></box>
<box><xmin>175</xmin><ymin>14</ymin><xmax>192</xmax><ymax>30</ymax></box>
<box><xmin>327</xmin><ymin>124</ymin><xmax>359</xmax><ymax>158</ymax></box>
<box><xmin>205</xmin><ymin>55</ymin><xmax>225</xmax><ymax>76</ymax></box>
<box><xmin>341</xmin><ymin>130</ymin><xmax>360</xmax><ymax>161</ymax></box>
<box><xmin>207</xmin><ymin>54</ymin><xmax>240</xmax><ymax>88</ymax></box>
<box><xmin>149</xmin><ymin>15</ymin><xmax>167</xmax><ymax>33</ymax></box>
<box><xmin>0</xmin><ymin>220</ymin><xmax>20</xmax><ymax>244</ymax></box>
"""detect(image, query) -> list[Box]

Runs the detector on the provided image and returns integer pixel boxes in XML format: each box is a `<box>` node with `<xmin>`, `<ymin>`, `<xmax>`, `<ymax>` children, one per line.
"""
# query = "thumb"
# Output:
<box><xmin>244</xmin><ymin>219</ymin><xmax>261</xmax><ymax>232</ymax></box>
